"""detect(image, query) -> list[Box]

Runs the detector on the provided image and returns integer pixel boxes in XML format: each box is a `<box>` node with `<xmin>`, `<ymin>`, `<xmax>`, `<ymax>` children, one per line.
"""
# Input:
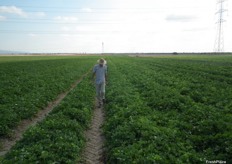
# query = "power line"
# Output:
<box><xmin>1</xmin><ymin>18</ymin><xmax>156</xmax><ymax>25</ymax></box>
<box><xmin>0</xmin><ymin>30</ymin><xmax>153</xmax><ymax>34</ymax></box>
<box><xmin>4</xmin><ymin>18</ymin><xmax>123</xmax><ymax>21</ymax></box>
<box><xmin>1</xmin><ymin>5</ymin><xmax>208</xmax><ymax>10</ymax></box>
<box><xmin>0</xmin><ymin>5</ymin><xmax>210</xmax><ymax>14</ymax></box>
<box><xmin>2</xmin><ymin>21</ymin><xmax>126</xmax><ymax>24</ymax></box>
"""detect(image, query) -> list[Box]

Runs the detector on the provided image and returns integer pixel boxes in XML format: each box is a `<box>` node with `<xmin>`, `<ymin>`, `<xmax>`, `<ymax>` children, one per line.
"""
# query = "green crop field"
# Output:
<box><xmin>104</xmin><ymin>55</ymin><xmax>232</xmax><ymax>163</ymax></box>
<box><xmin>0</xmin><ymin>56</ymin><xmax>97</xmax><ymax>137</ymax></box>
<box><xmin>0</xmin><ymin>55</ymin><xmax>232</xmax><ymax>163</ymax></box>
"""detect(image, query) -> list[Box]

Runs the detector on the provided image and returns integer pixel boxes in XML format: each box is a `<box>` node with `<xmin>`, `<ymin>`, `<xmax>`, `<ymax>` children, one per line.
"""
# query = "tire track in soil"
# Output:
<box><xmin>0</xmin><ymin>70</ymin><xmax>91</xmax><ymax>157</ymax></box>
<box><xmin>81</xmin><ymin>99</ymin><xmax>105</xmax><ymax>164</ymax></box>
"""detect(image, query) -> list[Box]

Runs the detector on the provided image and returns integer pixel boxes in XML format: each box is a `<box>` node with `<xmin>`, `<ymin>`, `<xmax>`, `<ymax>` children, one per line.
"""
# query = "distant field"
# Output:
<box><xmin>0</xmin><ymin>55</ymin><xmax>231</xmax><ymax>163</ymax></box>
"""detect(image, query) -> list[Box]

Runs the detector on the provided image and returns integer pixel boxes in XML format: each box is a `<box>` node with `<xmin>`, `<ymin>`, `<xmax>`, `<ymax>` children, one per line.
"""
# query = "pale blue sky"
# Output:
<box><xmin>0</xmin><ymin>0</ymin><xmax>231</xmax><ymax>53</ymax></box>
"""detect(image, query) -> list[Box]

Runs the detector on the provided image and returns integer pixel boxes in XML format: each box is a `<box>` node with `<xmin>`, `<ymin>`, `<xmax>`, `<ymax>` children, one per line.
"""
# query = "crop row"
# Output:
<box><xmin>123</xmin><ymin>57</ymin><xmax>232</xmax><ymax>109</ymax></box>
<box><xmin>118</xmin><ymin>57</ymin><xmax>232</xmax><ymax>162</ymax></box>
<box><xmin>0</xmin><ymin>56</ymin><xmax>95</xmax><ymax>136</ymax></box>
<box><xmin>104</xmin><ymin>56</ymin><xmax>232</xmax><ymax>163</ymax></box>
<box><xmin>104</xmin><ymin>59</ymin><xmax>198</xmax><ymax>163</ymax></box>
<box><xmin>104</xmin><ymin>59</ymin><xmax>167</xmax><ymax>163</ymax></box>
<box><xmin>1</xmin><ymin>74</ymin><xmax>95</xmax><ymax>163</ymax></box>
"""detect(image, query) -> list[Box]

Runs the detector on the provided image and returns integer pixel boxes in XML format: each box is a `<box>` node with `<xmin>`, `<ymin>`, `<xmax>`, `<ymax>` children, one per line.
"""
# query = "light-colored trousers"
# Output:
<box><xmin>95</xmin><ymin>82</ymin><xmax>105</xmax><ymax>101</ymax></box>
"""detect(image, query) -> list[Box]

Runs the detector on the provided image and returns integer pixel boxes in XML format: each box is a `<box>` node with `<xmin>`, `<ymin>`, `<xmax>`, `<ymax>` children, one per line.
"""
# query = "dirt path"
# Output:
<box><xmin>81</xmin><ymin>100</ymin><xmax>106</xmax><ymax>164</ymax></box>
<box><xmin>0</xmin><ymin>71</ymin><xmax>90</xmax><ymax>157</ymax></box>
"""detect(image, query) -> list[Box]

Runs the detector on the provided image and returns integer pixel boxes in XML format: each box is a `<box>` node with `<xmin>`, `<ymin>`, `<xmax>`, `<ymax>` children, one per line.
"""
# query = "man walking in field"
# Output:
<box><xmin>93</xmin><ymin>58</ymin><xmax>107</xmax><ymax>108</ymax></box>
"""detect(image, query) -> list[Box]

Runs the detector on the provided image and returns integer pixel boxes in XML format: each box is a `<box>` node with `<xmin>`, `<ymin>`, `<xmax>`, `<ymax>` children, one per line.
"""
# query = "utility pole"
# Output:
<box><xmin>214</xmin><ymin>0</ymin><xmax>227</xmax><ymax>53</ymax></box>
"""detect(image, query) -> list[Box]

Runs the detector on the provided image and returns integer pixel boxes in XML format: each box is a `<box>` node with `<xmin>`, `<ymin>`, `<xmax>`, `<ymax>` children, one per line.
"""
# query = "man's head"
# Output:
<box><xmin>98</xmin><ymin>58</ymin><xmax>105</xmax><ymax>67</ymax></box>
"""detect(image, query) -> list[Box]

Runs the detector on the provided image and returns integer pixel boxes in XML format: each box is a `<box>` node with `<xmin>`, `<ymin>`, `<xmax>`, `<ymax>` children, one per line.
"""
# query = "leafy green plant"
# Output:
<box><xmin>0</xmin><ymin>56</ymin><xmax>96</xmax><ymax>136</ymax></box>
<box><xmin>103</xmin><ymin>56</ymin><xmax>232</xmax><ymax>163</ymax></box>
<box><xmin>2</xmin><ymin>75</ymin><xmax>95</xmax><ymax>163</ymax></box>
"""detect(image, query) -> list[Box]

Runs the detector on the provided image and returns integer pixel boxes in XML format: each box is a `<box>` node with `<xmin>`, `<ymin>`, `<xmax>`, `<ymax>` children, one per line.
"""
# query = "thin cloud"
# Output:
<box><xmin>60</xmin><ymin>34</ymin><xmax>72</xmax><ymax>38</ymax></box>
<box><xmin>0</xmin><ymin>15</ymin><xmax>6</xmax><ymax>21</ymax></box>
<box><xmin>0</xmin><ymin>6</ymin><xmax>27</xmax><ymax>17</ymax></box>
<box><xmin>182</xmin><ymin>27</ymin><xmax>211</xmax><ymax>32</ymax></box>
<box><xmin>166</xmin><ymin>14</ymin><xmax>197</xmax><ymax>22</ymax></box>
<box><xmin>81</xmin><ymin>8</ymin><xmax>92</xmax><ymax>12</ymax></box>
<box><xmin>61</xmin><ymin>26</ymin><xmax>71</xmax><ymax>32</ymax></box>
<box><xmin>28</xmin><ymin>33</ymin><xmax>38</xmax><ymax>37</ymax></box>
<box><xmin>27</xmin><ymin>12</ymin><xmax>46</xmax><ymax>19</ymax></box>
<box><xmin>35</xmin><ymin>12</ymin><xmax>46</xmax><ymax>17</ymax></box>
<box><xmin>54</xmin><ymin>16</ymin><xmax>78</xmax><ymax>23</ymax></box>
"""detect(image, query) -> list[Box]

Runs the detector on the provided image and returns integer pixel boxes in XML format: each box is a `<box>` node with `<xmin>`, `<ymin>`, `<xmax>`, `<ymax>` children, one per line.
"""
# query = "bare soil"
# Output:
<box><xmin>81</xmin><ymin>99</ymin><xmax>106</xmax><ymax>164</ymax></box>
<box><xmin>0</xmin><ymin>71</ymin><xmax>90</xmax><ymax>157</ymax></box>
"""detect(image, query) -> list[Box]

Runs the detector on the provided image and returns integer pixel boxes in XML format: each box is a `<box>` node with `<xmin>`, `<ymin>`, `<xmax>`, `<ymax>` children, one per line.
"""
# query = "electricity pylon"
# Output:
<box><xmin>214</xmin><ymin>0</ymin><xmax>227</xmax><ymax>52</ymax></box>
